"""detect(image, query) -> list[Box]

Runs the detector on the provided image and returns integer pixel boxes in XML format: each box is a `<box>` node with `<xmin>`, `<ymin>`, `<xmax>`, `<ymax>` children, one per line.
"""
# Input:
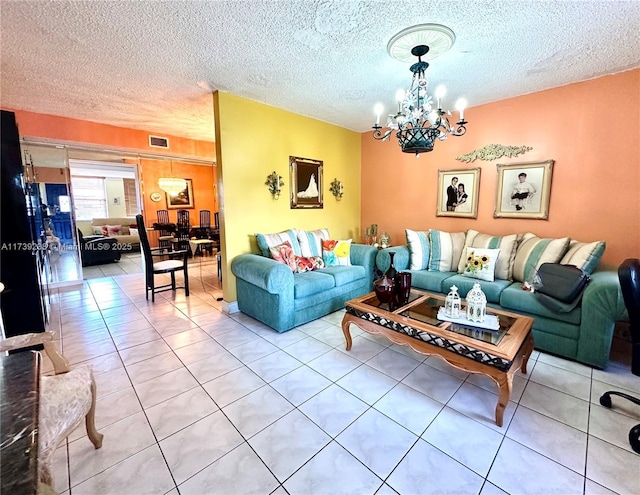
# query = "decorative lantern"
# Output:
<box><xmin>445</xmin><ymin>285</ymin><xmax>462</xmax><ymax>318</ymax></box>
<box><xmin>466</xmin><ymin>282</ymin><xmax>487</xmax><ymax>322</ymax></box>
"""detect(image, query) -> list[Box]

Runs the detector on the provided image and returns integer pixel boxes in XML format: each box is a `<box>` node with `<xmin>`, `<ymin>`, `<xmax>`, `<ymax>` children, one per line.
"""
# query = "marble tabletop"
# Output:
<box><xmin>1</xmin><ymin>351</ymin><xmax>40</xmax><ymax>495</ymax></box>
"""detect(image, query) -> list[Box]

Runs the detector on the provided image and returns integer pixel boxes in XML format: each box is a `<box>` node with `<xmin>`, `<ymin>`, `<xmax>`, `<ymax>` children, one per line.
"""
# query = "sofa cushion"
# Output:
<box><xmin>296</xmin><ymin>228</ymin><xmax>330</xmax><ymax>257</ymax></box>
<box><xmin>461</xmin><ymin>247</ymin><xmax>500</xmax><ymax>282</ymax></box>
<box><xmin>457</xmin><ymin>230</ymin><xmax>521</xmax><ymax>281</ymax></box>
<box><xmin>406</xmin><ymin>229</ymin><xmax>430</xmax><ymax>270</ymax></box>
<box><xmin>256</xmin><ymin>229</ymin><xmax>302</xmax><ymax>257</ymax></box>
<box><xmin>293</xmin><ymin>271</ymin><xmax>335</xmax><ymax>298</ymax></box>
<box><xmin>319</xmin><ymin>265</ymin><xmax>366</xmax><ymax>287</ymax></box>
<box><xmin>106</xmin><ymin>224</ymin><xmax>122</xmax><ymax>237</ymax></box>
<box><xmin>322</xmin><ymin>239</ymin><xmax>352</xmax><ymax>266</ymax></box>
<box><xmin>500</xmin><ymin>283</ymin><xmax>582</xmax><ymax>325</ymax></box>
<box><xmin>512</xmin><ymin>233</ymin><xmax>570</xmax><ymax>283</ymax></box>
<box><xmin>269</xmin><ymin>241</ymin><xmax>297</xmax><ymax>272</ymax></box>
<box><xmin>410</xmin><ymin>270</ymin><xmax>457</xmax><ymax>293</ymax></box>
<box><xmin>428</xmin><ymin>230</ymin><xmax>465</xmax><ymax>272</ymax></box>
<box><xmin>560</xmin><ymin>240</ymin><xmax>605</xmax><ymax>275</ymax></box>
<box><xmin>441</xmin><ymin>275</ymin><xmax>511</xmax><ymax>303</ymax></box>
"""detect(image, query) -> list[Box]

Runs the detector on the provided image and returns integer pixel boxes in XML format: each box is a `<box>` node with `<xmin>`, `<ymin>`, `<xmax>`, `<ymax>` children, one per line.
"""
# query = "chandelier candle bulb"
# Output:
<box><xmin>435</xmin><ymin>85</ymin><xmax>446</xmax><ymax>109</ymax></box>
<box><xmin>374</xmin><ymin>103</ymin><xmax>383</xmax><ymax>125</ymax></box>
<box><xmin>456</xmin><ymin>98</ymin><xmax>467</xmax><ymax>121</ymax></box>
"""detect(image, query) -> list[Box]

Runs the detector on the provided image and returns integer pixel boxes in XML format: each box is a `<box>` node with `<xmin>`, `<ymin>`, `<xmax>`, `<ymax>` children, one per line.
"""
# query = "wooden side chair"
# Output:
<box><xmin>156</xmin><ymin>209</ymin><xmax>174</xmax><ymax>249</ymax></box>
<box><xmin>137</xmin><ymin>214</ymin><xmax>189</xmax><ymax>302</ymax></box>
<box><xmin>0</xmin><ymin>331</ymin><xmax>103</xmax><ymax>491</ymax></box>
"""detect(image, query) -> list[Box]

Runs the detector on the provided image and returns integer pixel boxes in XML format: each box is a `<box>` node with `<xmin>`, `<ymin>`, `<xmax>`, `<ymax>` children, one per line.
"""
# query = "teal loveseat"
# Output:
<box><xmin>376</xmin><ymin>244</ymin><xmax>628</xmax><ymax>369</ymax></box>
<box><xmin>231</xmin><ymin>243</ymin><xmax>378</xmax><ymax>332</ymax></box>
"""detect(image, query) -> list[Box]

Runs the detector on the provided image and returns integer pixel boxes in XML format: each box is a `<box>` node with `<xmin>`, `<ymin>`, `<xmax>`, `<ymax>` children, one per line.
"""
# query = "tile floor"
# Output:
<box><xmin>43</xmin><ymin>267</ymin><xmax>639</xmax><ymax>495</ymax></box>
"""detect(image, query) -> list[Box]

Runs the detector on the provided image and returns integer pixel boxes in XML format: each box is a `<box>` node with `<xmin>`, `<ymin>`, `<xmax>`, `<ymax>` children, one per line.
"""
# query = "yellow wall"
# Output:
<box><xmin>214</xmin><ymin>92</ymin><xmax>361</xmax><ymax>301</ymax></box>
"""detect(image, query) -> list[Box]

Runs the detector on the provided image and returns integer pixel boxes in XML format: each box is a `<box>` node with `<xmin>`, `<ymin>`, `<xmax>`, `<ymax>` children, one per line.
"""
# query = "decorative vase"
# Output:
<box><xmin>373</xmin><ymin>274</ymin><xmax>395</xmax><ymax>307</ymax></box>
<box><xmin>385</xmin><ymin>251</ymin><xmax>397</xmax><ymax>280</ymax></box>
<box><xmin>395</xmin><ymin>271</ymin><xmax>412</xmax><ymax>307</ymax></box>
<box><xmin>466</xmin><ymin>282</ymin><xmax>487</xmax><ymax>322</ymax></box>
<box><xmin>445</xmin><ymin>285</ymin><xmax>462</xmax><ymax>318</ymax></box>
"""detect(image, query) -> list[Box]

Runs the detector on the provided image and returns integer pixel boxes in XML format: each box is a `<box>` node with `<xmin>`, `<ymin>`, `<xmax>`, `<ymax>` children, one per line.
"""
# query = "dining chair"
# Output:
<box><xmin>156</xmin><ymin>209</ymin><xmax>174</xmax><ymax>249</ymax></box>
<box><xmin>137</xmin><ymin>214</ymin><xmax>189</xmax><ymax>302</ymax></box>
<box><xmin>0</xmin><ymin>331</ymin><xmax>103</xmax><ymax>491</ymax></box>
<box><xmin>599</xmin><ymin>258</ymin><xmax>640</xmax><ymax>454</ymax></box>
<box><xmin>169</xmin><ymin>209</ymin><xmax>191</xmax><ymax>253</ymax></box>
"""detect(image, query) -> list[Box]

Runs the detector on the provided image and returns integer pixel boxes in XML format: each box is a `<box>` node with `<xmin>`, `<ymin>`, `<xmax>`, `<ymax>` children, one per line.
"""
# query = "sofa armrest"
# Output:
<box><xmin>350</xmin><ymin>244</ymin><xmax>377</xmax><ymax>270</ymax></box>
<box><xmin>376</xmin><ymin>245</ymin><xmax>410</xmax><ymax>273</ymax></box>
<box><xmin>231</xmin><ymin>254</ymin><xmax>294</xmax><ymax>294</ymax></box>
<box><xmin>577</xmin><ymin>270</ymin><xmax>628</xmax><ymax>368</ymax></box>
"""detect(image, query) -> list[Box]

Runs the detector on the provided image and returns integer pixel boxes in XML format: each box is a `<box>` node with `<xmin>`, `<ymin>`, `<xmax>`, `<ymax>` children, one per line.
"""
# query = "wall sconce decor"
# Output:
<box><xmin>265</xmin><ymin>171</ymin><xmax>284</xmax><ymax>199</ymax></box>
<box><xmin>329</xmin><ymin>178</ymin><xmax>343</xmax><ymax>200</ymax></box>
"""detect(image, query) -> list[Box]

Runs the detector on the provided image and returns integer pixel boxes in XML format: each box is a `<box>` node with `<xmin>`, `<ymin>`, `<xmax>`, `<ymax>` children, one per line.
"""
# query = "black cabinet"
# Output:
<box><xmin>0</xmin><ymin>110</ymin><xmax>49</xmax><ymax>337</ymax></box>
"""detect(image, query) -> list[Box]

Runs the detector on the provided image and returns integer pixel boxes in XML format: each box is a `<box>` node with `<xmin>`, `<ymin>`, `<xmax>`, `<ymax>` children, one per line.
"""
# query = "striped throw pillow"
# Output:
<box><xmin>296</xmin><ymin>228</ymin><xmax>330</xmax><ymax>258</ymax></box>
<box><xmin>405</xmin><ymin>229</ymin><xmax>430</xmax><ymax>270</ymax></box>
<box><xmin>512</xmin><ymin>233</ymin><xmax>571</xmax><ymax>283</ymax></box>
<box><xmin>428</xmin><ymin>230</ymin><xmax>466</xmax><ymax>272</ymax></box>
<box><xmin>255</xmin><ymin>230</ymin><xmax>302</xmax><ymax>257</ymax></box>
<box><xmin>457</xmin><ymin>230</ymin><xmax>521</xmax><ymax>281</ymax></box>
<box><xmin>560</xmin><ymin>240</ymin><xmax>606</xmax><ymax>275</ymax></box>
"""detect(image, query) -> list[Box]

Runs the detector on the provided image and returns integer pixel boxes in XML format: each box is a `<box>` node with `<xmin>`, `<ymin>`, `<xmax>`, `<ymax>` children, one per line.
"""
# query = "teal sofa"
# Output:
<box><xmin>231</xmin><ymin>244</ymin><xmax>378</xmax><ymax>332</ymax></box>
<box><xmin>376</xmin><ymin>245</ymin><xmax>628</xmax><ymax>369</ymax></box>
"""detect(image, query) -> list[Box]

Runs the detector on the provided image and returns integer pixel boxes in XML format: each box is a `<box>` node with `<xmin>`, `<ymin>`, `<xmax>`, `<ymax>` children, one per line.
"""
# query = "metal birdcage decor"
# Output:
<box><xmin>372</xmin><ymin>24</ymin><xmax>468</xmax><ymax>157</ymax></box>
<box><xmin>466</xmin><ymin>282</ymin><xmax>487</xmax><ymax>323</ymax></box>
<box><xmin>444</xmin><ymin>285</ymin><xmax>462</xmax><ymax>318</ymax></box>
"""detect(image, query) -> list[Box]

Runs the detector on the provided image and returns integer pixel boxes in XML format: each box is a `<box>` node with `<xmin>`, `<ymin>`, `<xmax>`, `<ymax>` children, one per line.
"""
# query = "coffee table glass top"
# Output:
<box><xmin>360</xmin><ymin>292</ymin><xmax>515</xmax><ymax>346</ymax></box>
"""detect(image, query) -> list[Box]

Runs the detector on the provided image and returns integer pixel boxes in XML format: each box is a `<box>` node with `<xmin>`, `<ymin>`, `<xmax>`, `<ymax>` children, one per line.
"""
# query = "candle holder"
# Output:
<box><xmin>329</xmin><ymin>178</ymin><xmax>343</xmax><ymax>200</ymax></box>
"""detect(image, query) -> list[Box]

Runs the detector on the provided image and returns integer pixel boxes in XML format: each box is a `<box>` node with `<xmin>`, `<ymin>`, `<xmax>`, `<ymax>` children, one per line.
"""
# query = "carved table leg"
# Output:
<box><xmin>342</xmin><ymin>314</ymin><xmax>354</xmax><ymax>351</ymax></box>
<box><xmin>520</xmin><ymin>333</ymin><xmax>535</xmax><ymax>375</ymax></box>
<box><xmin>495</xmin><ymin>372</ymin><xmax>513</xmax><ymax>427</ymax></box>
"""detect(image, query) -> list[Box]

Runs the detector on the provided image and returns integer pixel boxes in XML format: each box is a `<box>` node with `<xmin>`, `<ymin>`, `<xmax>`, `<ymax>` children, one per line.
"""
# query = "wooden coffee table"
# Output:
<box><xmin>342</xmin><ymin>289</ymin><xmax>534</xmax><ymax>426</ymax></box>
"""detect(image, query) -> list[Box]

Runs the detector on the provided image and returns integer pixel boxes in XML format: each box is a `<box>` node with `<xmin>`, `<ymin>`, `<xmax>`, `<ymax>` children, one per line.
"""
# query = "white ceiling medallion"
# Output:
<box><xmin>387</xmin><ymin>23</ymin><xmax>456</xmax><ymax>63</ymax></box>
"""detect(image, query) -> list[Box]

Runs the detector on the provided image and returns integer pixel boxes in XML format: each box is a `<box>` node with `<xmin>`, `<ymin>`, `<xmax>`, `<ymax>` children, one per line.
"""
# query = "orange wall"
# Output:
<box><xmin>361</xmin><ymin>69</ymin><xmax>640</xmax><ymax>269</ymax></box>
<box><xmin>140</xmin><ymin>158</ymin><xmax>217</xmax><ymax>226</ymax></box>
<box><xmin>7</xmin><ymin>109</ymin><xmax>215</xmax><ymax>158</ymax></box>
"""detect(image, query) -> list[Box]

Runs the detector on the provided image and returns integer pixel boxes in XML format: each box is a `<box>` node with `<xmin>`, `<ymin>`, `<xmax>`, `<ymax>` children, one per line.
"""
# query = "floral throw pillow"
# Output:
<box><xmin>106</xmin><ymin>225</ymin><xmax>122</xmax><ymax>237</ymax></box>
<box><xmin>294</xmin><ymin>255</ymin><xmax>326</xmax><ymax>273</ymax></box>
<box><xmin>269</xmin><ymin>241</ymin><xmax>297</xmax><ymax>272</ymax></box>
<box><xmin>462</xmin><ymin>247</ymin><xmax>500</xmax><ymax>282</ymax></box>
<box><xmin>322</xmin><ymin>239</ymin><xmax>352</xmax><ymax>266</ymax></box>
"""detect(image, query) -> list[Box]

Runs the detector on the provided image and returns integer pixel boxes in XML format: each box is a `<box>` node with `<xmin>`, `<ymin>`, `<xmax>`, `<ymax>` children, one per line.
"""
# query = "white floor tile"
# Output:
<box><xmin>72</xmin><ymin>444</ymin><xmax>175</xmax><ymax>495</ymax></box>
<box><xmin>299</xmin><ymin>384</ymin><xmax>368</xmax><ymax>437</ymax></box>
<box><xmin>307</xmin><ymin>348</ymin><xmax>362</xmax><ymax>381</ymax></box>
<box><xmin>246</xmin><ymin>349</ymin><xmax>303</xmax><ymax>382</ymax></box>
<box><xmin>387</xmin><ymin>438</ymin><xmax>484</xmax><ymax>495</ymax></box>
<box><xmin>178</xmin><ymin>443</ymin><xmax>279</xmax><ymax>495</ymax></box>
<box><xmin>201</xmin><ymin>366</ymin><xmax>266</xmax><ymax>407</ymax></box>
<box><xmin>530</xmin><ymin>360</ymin><xmax>592</xmax><ymax>400</ymax></box>
<box><xmin>366</xmin><ymin>347</ymin><xmax>421</xmax><ymax>380</ymax></box>
<box><xmin>248</xmin><ymin>409</ymin><xmax>331</xmax><ymax>482</ymax></box>
<box><xmin>146</xmin><ymin>387</ymin><xmax>219</xmax><ymax>440</ymax></box>
<box><xmin>284</xmin><ymin>441</ymin><xmax>383</xmax><ymax>495</ymax></box>
<box><xmin>336</xmin><ymin>364</ymin><xmax>398</xmax><ymax>405</ymax></box>
<box><xmin>401</xmin><ymin>362</ymin><xmax>463</xmax><ymax>404</ymax></box>
<box><xmin>423</xmin><ymin>407</ymin><xmax>503</xmax><ymax>476</ymax></box>
<box><xmin>586</xmin><ymin>435</ymin><xmax>640</xmax><ymax>494</ymax></box>
<box><xmin>520</xmin><ymin>381</ymin><xmax>590</xmax><ymax>432</ymax></box>
<box><xmin>134</xmin><ymin>367</ymin><xmax>199</xmax><ymax>409</ymax></box>
<box><xmin>507</xmin><ymin>405</ymin><xmax>587</xmax><ymax>474</ymax></box>
<box><xmin>160</xmin><ymin>410</ymin><xmax>244</xmax><ymax>484</ymax></box>
<box><xmin>447</xmin><ymin>382</ymin><xmax>517</xmax><ymax>432</ymax></box>
<box><xmin>336</xmin><ymin>408</ymin><xmax>417</xmax><ymax>478</ymax></box>
<box><xmin>223</xmin><ymin>385</ymin><xmax>294</xmax><ymax>438</ymax></box>
<box><xmin>373</xmin><ymin>382</ymin><xmax>443</xmax><ymax>436</ymax></box>
<box><xmin>270</xmin><ymin>365</ymin><xmax>331</xmax><ymax>406</ymax></box>
<box><xmin>488</xmin><ymin>437</ymin><xmax>584</xmax><ymax>495</ymax></box>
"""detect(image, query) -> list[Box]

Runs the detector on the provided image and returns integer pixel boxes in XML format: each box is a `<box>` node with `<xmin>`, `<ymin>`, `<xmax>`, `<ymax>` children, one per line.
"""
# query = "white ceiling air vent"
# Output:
<box><xmin>149</xmin><ymin>135</ymin><xmax>169</xmax><ymax>149</ymax></box>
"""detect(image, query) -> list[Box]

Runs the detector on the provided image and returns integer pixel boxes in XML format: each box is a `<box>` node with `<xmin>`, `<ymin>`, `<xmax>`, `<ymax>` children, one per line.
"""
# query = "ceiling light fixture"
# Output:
<box><xmin>372</xmin><ymin>24</ymin><xmax>468</xmax><ymax>156</ymax></box>
<box><xmin>158</xmin><ymin>161</ymin><xmax>186</xmax><ymax>195</ymax></box>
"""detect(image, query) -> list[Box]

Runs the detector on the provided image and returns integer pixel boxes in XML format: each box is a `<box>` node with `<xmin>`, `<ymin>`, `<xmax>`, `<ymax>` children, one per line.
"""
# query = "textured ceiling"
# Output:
<box><xmin>1</xmin><ymin>1</ymin><xmax>639</xmax><ymax>143</ymax></box>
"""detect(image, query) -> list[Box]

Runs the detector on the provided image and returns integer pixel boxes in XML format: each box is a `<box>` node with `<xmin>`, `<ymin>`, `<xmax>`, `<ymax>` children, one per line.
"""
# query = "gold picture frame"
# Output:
<box><xmin>166</xmin><ymin>179</ymin><xmax>194</xmax><ymax>209</ymax></box>
<box><xmin>494</xmin><ymin>160</ymin><xmax>554</xmax><ymax>219</ymax></box>
<box><xmin>290</xmin><ymin>156</ymin><xmax>323</xmax><ymax>209</ymax></box>
<box><xmin>436</xmin><ymin>168</ymin><xmax>481</xmax><ymax>218</ymax></box>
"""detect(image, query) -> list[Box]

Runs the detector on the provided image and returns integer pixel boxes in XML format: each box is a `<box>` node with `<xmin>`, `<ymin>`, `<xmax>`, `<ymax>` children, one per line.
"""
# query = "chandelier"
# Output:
<box><xmin>158</xmin><ymin>160</ymin><xmax>186</xmax><ymax>195</ymax></box>
<box><xmin>372</xmin><ymin>25</ymin><xmax>468</xmax><ymax>156</ymax></box>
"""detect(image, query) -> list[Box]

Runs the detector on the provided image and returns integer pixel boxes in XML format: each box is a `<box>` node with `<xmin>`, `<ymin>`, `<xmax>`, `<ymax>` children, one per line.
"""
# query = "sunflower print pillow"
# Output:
<box><xmin>462</xmin><ymin>247</ymin><xmax>500</xmax><ymax>282</ymax></box>
<box><xmin>322</xmin><ymin>239</ymin><xmax>352</xmax><ymax>266</ymax></box>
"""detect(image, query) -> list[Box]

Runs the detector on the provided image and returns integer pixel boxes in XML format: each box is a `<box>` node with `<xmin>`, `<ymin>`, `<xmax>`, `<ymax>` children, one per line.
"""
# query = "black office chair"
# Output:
<box><xmin>136</xmin><ymin>214</ymin><xmax>189</xmax><ymax>302</ymax></box>
<box><xmin>599</xmin><ymin>258</ymin><xmax>640</xmax><ymax>454</ymax></box>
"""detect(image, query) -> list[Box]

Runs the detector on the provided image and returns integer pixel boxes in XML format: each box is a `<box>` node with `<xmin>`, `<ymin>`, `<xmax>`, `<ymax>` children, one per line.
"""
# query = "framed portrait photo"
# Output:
<box><xmin>166</xmin><ymin>179</ymin><xmax>194</xmax><ymax>209</ymax></box>
<box><xmin>436</xmin><ymin>168</ymin><xmax>481</xmax><ymax>218</ymax></box>
<box><xmin>290</xmin><ymin>156</ymin><xmax>323</xmax><ymax>209</ymax></box>
<box><xmin>494</xmin><ymin>160</ymin><xmax>554</xmax><ymax>219</ymax></box>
